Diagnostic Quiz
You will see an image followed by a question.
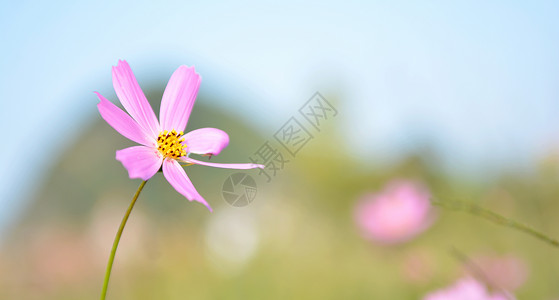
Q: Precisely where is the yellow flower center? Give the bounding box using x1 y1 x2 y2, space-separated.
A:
157 129 187 159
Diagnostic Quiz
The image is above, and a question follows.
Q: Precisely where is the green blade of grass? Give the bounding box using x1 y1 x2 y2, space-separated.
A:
432 199 559 249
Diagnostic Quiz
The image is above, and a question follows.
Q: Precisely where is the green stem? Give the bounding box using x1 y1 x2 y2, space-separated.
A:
449 247 515 299
432 199 559 249
100 180 147 300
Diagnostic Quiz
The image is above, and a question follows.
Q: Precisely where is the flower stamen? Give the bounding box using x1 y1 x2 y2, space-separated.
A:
157 129 187 159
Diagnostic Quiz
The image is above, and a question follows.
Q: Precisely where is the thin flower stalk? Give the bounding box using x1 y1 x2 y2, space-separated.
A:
100 180 147 300
432 199 559 249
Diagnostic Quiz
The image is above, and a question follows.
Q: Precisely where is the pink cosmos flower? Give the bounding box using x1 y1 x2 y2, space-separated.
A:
401 249 435 284
423 277 515 300
96 60 264 211
354 180 435 244
467 254 528 292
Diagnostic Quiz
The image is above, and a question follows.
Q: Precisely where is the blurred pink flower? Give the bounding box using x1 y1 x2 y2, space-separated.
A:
354 180 434 244
424 277 514 300
468 254 529 292
96 60 264 211
401 249 435 284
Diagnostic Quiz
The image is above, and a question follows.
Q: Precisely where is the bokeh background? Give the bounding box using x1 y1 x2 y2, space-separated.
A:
1 1 559 299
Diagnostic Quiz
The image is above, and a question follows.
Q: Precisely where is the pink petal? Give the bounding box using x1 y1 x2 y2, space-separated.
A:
96 92 155 147
115 146 163 181
182 157 265 170
162 159 212 211
112 60 160 137
423 277 515 300
183 128 229 155
159 65 201 133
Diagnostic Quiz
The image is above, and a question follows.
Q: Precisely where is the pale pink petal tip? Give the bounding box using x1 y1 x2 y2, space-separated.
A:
182 157 265 170
183 128 229 156
162 159 213 212
95 92 154 147
112 60 160 137
115 146 163 181
159 65 201 133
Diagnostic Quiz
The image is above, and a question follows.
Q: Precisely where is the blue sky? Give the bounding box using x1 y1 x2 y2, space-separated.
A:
1 1 558 234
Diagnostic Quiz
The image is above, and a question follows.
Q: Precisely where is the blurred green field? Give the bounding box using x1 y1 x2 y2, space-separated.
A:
2 90 559 300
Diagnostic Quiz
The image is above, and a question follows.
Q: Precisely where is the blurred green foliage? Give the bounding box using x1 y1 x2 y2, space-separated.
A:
1 89 559 300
